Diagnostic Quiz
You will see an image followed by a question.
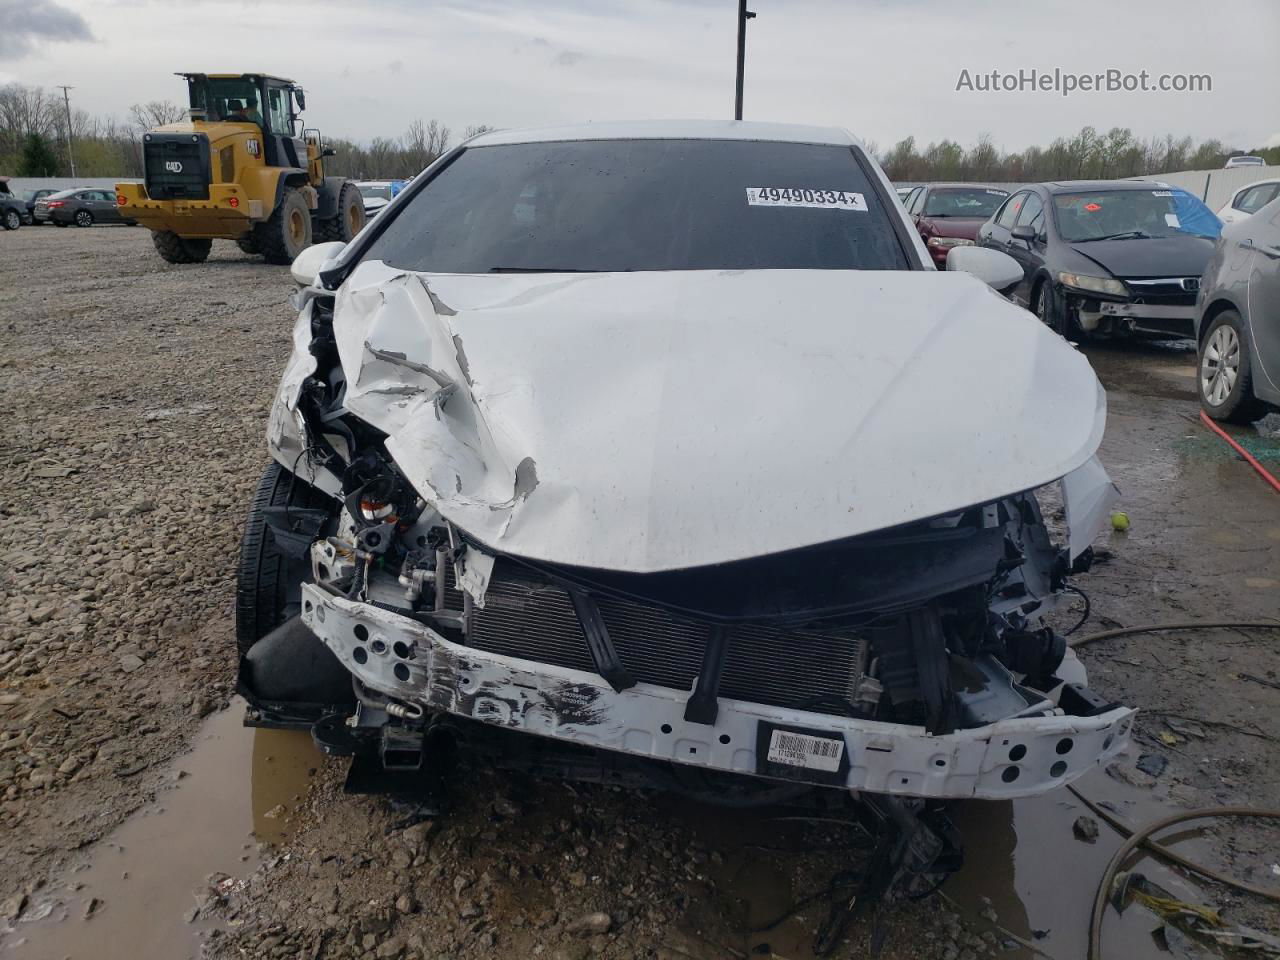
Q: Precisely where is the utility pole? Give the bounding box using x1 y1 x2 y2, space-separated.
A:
734 0 755 120
57 85 77 178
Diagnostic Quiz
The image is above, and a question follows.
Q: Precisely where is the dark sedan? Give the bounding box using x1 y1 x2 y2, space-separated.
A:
977 181 1222 338
22 188 56 224
34 188 133 227
1196 196 1280 422
900 183 1009 267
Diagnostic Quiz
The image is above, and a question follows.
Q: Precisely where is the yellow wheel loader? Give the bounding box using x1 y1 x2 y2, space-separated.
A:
117 73 364 265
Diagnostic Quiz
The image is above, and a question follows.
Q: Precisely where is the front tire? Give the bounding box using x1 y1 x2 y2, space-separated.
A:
1032 281 1066 336
235 233 261 255
2 209 20 231
1199 310 1266 424
236 462 334 656
314 182 365 244
74 210 93 228
152 231 212 264
256 187 312 265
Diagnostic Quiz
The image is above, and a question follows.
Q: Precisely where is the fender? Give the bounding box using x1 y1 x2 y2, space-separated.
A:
312 177 349 220
272 168 315 211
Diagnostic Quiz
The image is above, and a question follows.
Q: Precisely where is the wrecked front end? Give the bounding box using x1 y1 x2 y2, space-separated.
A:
241 265 1131 807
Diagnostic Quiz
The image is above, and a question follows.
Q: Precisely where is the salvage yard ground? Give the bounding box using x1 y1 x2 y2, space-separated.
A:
1 226 1278 960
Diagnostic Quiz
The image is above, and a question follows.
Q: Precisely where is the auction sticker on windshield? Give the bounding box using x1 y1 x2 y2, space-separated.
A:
746 187 868 211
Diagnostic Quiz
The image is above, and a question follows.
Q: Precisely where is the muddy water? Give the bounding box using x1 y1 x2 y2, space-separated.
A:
4 702 316 960
949 768 1221 960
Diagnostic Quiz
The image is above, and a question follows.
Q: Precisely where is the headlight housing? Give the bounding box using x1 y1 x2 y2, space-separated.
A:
1058 272 1127 297
926 236 975 250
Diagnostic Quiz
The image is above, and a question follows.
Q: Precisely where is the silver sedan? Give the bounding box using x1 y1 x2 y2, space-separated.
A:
1196 197 1280 422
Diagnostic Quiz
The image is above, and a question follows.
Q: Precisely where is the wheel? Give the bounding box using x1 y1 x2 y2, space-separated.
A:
151 230 212 264
1199 311 1267 424
236 461 334 656
1032 281 1067 336
255 187 312 264
235 233 261 255
2 209 20 231
74 210 93 228
314 182 366 243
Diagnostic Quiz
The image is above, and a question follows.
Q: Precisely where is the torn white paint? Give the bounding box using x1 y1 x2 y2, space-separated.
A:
1061 455 1122 559
273 262 1110 573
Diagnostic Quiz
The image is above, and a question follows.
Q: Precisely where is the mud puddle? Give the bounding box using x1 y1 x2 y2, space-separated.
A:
3 701 316 960
949 768 1224 959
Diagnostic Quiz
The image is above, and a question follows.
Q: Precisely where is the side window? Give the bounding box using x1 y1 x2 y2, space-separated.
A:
995 192 1025 229
1236 184 1279 214
908 188 928 215
266 88 290 135
1015 192 1044 232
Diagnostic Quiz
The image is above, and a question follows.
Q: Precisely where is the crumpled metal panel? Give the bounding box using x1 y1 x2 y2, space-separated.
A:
272 261 1110 573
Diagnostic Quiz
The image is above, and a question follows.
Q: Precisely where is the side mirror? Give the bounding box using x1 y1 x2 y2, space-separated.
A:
294 88 306 111
946 245 1023 292
290 241 346 287
1011 224 1036 243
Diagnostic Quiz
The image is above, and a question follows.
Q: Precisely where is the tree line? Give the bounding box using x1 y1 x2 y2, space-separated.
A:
4 81 1275 183
877 128 1279 183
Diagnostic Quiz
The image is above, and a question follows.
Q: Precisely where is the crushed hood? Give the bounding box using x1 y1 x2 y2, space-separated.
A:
309 262 1106 573
1069 235 1216 279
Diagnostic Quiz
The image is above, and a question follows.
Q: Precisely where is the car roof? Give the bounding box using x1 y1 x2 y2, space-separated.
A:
1043 180 1181 193
467 119 864 149
920 182 1009 191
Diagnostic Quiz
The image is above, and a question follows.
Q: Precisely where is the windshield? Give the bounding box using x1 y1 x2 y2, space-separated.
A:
359 184 393 201
1053 189 1222 242
188 76 262 124
922 188 1008 218
361 139 910 273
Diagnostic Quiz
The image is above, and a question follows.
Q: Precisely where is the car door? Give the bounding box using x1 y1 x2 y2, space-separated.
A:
1006 190 1046 306
93 190 124 223
984 191 1026 251
1244 200 1280 400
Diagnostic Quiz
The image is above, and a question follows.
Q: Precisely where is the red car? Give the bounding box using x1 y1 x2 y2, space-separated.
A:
900 183 1010 267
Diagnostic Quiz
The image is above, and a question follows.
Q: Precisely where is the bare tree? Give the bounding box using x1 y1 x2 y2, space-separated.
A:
127 100 185 134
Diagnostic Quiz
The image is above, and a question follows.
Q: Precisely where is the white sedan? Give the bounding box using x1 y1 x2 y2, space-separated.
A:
1218 178 1280 223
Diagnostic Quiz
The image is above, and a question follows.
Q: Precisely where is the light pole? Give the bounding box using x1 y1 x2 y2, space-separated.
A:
57 85 77 178
734 0 756 121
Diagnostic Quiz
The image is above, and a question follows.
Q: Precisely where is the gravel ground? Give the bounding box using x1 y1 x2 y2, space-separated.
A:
2 226 1278 960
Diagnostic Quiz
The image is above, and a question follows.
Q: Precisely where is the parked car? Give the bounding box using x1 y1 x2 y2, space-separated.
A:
22 187 57 224
356 180 406 219
977 180 1222 337
1218 178 1280 224
1196 196 1280 422
34 188 134 227
900 183 1009 266
1224 156 1266 169
237 119 1130 863
0 178 24 231
894 186 913 203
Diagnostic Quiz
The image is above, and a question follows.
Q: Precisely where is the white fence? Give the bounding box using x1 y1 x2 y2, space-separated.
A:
5 177 139 195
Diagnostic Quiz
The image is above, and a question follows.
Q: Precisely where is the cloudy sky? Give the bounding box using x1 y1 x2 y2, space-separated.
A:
3 0 1278 151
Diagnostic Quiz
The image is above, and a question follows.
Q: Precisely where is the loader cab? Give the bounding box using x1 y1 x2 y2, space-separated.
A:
184 73 310 171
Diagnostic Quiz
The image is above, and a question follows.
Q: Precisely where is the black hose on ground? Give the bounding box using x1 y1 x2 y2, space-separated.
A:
1088 807 1280 960
1068 620 1280 649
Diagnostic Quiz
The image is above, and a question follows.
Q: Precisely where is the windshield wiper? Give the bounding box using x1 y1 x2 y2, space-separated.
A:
1075 230 1150 242
488 266 612 273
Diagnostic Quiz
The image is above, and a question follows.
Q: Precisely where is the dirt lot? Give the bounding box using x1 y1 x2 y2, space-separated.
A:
2 226 1278 960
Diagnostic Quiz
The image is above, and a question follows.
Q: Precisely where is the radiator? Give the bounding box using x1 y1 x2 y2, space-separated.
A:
448 563 869 713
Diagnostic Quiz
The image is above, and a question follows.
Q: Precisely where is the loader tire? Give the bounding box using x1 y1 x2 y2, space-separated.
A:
152 230 212 264
235 461 334 656
235 232 261 255
256 187 311 265
314 181 365 243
